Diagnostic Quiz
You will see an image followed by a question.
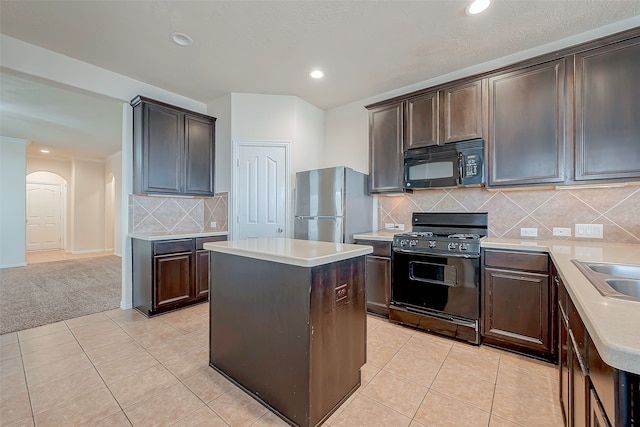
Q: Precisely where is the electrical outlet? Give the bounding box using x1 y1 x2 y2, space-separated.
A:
520 227 538 237
575 224 603 239
553 227 572 237
210 222 217 228
385 223 395 230
394 224 405 231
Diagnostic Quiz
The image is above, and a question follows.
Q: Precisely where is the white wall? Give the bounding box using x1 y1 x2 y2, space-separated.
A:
106 152 123 256
323 102 370 174
71 159 106 253
1 34 209 308
230 93 324 175
293 97 324 175
0 137 27 268
208 94 232 193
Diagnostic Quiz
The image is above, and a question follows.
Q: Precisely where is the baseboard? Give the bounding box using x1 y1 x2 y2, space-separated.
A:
0 262 27 269
68 248 113 255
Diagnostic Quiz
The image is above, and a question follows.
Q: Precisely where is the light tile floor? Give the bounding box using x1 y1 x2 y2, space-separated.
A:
0 304 564 427
25 250 115 265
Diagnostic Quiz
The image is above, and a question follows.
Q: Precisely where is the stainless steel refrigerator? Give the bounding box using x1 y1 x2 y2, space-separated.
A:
294 166 373 244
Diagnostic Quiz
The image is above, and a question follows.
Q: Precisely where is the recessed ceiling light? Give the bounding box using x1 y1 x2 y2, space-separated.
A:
309 70 324 79
40 149 50 154
466 0 490 15
170 32 193 47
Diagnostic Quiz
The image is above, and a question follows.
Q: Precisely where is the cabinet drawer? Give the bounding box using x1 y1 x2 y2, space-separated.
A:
356 240 391 257
196 236 227 250
568 297 587 364
484 250 548 273
154 239 194 255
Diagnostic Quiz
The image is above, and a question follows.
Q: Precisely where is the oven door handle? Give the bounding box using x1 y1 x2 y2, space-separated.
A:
392 248 480 259
408 275 459 287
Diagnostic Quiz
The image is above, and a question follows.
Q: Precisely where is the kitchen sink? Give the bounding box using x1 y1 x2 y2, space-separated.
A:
584 263 640 280
572 260 640 302
605 279 640 299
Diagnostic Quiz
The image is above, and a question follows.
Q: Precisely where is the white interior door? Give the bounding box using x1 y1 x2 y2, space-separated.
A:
26 183 62 251
236 143 289 239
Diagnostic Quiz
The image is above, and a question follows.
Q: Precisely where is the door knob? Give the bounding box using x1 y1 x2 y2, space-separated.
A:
277 228 283 233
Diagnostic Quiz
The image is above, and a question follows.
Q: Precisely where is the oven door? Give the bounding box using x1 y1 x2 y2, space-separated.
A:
391 249 480 320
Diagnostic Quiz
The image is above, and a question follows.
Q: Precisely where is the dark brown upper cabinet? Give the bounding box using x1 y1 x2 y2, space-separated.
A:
132 96 216 196
405 91 438 149
441 80 484 144
487 59 567 187
574 37 640 182
367 101 404 194
405 80 484 150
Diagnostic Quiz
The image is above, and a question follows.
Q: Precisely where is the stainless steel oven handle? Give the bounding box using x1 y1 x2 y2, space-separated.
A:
408 274 458 287
392 248 480 259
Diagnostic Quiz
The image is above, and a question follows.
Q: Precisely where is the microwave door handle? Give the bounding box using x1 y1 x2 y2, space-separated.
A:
457 152 464 185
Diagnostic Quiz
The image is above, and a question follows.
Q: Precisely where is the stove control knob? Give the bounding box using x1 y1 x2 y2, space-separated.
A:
409 240 418 247
447 242 458 251
428 240 437 249
460 243 469 251
400 239 407 247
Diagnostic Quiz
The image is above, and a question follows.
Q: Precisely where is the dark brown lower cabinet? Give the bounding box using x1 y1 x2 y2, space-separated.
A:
590 389 611 427
132 235 226 317
570 332 589 427
195 250 210 298
154 251 192 310
482 249 555 359
355 240 391 317
556 269 639 427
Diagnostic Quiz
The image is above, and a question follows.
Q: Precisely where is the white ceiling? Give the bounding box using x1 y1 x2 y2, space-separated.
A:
0 72 123 159
1 1 639 159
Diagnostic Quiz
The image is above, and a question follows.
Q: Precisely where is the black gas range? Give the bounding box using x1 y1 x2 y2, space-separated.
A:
390 212 488 344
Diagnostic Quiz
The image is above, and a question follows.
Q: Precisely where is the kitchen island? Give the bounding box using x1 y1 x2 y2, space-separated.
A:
203 238 372 427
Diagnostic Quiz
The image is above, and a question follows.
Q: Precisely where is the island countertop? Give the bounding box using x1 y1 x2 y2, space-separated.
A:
204 237 373 268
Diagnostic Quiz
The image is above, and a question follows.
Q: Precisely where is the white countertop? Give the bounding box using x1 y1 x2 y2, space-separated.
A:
204 238 373 268
353 230 399 242
483 238 640 375
129 231 228 241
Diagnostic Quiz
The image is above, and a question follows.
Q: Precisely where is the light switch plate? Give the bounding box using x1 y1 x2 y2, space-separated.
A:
520 227 538 237
575 224 603 239
210 222 217 228
385 223 395 230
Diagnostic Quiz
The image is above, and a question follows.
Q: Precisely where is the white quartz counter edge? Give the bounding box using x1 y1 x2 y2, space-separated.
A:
483 238 640 375
129 231 229 241
353 230 398 242
204 238 373 268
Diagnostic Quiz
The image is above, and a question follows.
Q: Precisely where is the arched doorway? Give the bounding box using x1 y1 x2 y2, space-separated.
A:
26 171 67 252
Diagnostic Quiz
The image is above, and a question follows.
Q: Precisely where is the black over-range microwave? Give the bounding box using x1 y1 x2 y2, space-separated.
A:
404 138 484 189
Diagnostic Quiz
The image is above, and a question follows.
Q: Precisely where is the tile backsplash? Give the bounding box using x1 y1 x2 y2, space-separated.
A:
129 192 228 233
377 185 640 244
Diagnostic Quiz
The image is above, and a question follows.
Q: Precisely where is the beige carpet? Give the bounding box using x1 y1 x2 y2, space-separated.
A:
0 256 121 335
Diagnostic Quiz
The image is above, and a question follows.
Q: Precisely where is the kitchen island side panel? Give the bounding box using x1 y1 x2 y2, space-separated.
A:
309 256 366 424
209 252 312 425
131 239 153 316
209 252 367 427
